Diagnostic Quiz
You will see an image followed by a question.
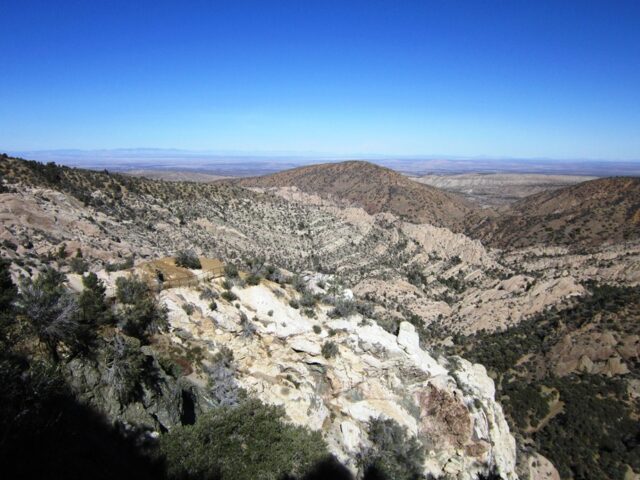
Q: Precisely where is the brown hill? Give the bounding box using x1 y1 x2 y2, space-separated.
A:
471 177 640 249
235 161 479 230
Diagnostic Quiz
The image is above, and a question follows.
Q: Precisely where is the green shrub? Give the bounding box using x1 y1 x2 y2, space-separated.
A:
2 239 18 251
69 256 88 274
159 399 329 480
182 303 195 316
264 266 286 284
221 290 238 302
77 272 112 326
300 292 317 308
115 275 149 305
360 417 425 480
290 274 306 293
104 334 145 403
119 296 168 340
105 256 134 272
328 299 356 318
0 259 17 318
115 275 167 339
224 264 238 278
14 267 82 361
199 287 218 301
375 317 399 336
239 312 256 338
406 265 427 287
321 341 339 359
175 250 201 269
313 325 322 334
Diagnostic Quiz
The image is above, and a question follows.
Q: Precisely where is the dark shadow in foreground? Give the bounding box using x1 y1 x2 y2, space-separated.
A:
0 353 164 480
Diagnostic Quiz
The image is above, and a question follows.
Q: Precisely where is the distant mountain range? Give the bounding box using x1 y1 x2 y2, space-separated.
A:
7 148 640 177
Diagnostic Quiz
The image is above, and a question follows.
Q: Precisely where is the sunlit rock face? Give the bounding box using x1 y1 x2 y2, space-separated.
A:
161 281 518 479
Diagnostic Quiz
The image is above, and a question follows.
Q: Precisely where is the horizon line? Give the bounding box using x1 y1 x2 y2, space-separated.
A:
5 148 640 164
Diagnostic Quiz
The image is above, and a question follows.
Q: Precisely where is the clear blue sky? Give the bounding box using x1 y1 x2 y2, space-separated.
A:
1 0 639 160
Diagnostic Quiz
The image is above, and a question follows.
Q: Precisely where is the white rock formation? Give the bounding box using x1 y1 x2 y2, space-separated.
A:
158 279 518 479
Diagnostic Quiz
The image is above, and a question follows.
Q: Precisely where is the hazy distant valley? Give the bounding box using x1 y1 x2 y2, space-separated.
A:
1 154 639 480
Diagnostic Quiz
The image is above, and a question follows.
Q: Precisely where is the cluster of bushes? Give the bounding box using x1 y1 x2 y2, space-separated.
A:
500 379 551 430
224 263 239 278
159 399 330 480
326 296 376 320
437 273 466 294
115 276 168 340
14 267 101 360
221 290 238 302
105 255 134 272
263 264 287 284
6 259 167 366
328 298 357 318
175 249 201 269
321 341 339 359
406 265 428 288
359 417 425 480
0 258 164 478
68 248 89 273
536 374 639 480
448 282 640 479
244 256 267 285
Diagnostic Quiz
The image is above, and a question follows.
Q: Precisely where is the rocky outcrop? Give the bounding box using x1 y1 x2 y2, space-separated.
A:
158 278 518 479
63 336 210 433
60 265 519 478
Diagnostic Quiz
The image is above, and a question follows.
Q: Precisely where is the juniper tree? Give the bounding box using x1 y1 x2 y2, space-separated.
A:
15 267 81 362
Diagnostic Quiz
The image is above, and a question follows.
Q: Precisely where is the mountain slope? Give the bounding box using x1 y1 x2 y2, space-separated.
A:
471 177 640 249
411 173 598 207
3 154 640 479
0 155 522 480
235 161 480 231
448 283 640 479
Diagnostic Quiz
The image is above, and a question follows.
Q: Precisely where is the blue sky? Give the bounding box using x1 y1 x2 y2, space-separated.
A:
1 0 639 160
